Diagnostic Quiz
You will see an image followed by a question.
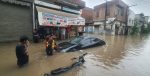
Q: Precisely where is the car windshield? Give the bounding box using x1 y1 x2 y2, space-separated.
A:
70 37 83 44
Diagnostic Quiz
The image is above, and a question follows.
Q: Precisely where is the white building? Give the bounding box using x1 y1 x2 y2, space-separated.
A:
128 10 135 27
128 10 135 34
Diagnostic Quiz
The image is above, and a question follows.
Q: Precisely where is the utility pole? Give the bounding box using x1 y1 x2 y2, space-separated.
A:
104 0 107 30
124 6 129 35
32 2 36 30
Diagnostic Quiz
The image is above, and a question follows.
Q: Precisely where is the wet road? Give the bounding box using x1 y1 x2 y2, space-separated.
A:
0 34 150 76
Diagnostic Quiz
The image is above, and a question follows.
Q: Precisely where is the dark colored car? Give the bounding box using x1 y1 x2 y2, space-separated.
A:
58 36 106 52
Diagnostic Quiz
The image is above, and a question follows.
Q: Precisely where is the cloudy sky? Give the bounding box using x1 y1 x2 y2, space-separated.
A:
82 0 150 16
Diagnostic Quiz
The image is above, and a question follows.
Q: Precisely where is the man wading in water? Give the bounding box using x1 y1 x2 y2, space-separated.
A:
16 36 29 67
45 34 58 56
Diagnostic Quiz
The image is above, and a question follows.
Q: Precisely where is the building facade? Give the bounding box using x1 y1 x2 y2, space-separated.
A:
127 10 135 34
81 7 94 33
0 0 85 42
135 14 149 33
93 0 128 35
34 0 85 40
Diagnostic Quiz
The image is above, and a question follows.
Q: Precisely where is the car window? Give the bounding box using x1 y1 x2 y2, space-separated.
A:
93 38 100 42
80 38 91 45
70 37 83 44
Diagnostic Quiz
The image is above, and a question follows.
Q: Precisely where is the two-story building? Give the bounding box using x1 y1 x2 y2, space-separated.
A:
0 0 85 42
93 0 128 35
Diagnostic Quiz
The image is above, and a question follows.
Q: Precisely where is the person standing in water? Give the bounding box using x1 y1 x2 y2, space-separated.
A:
45 34 58 56
45 35 53 56
16 36 30 67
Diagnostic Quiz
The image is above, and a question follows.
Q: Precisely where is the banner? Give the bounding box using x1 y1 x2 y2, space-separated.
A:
38 12 67 26
38 12 85 26
68 17 85 25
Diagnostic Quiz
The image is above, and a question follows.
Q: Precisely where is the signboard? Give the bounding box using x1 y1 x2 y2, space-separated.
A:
38 12 85 26
38 12 67 26
68 17 85 25
94 22 103 25
35 0 61 9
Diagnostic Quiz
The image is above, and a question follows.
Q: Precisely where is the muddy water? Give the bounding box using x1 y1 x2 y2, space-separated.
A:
0 34 150 76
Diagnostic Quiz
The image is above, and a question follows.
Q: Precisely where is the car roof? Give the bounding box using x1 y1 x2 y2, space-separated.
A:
79 36 96 39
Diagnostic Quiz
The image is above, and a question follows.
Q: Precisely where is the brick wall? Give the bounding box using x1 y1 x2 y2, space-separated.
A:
81 7 93 23
93 0 128 23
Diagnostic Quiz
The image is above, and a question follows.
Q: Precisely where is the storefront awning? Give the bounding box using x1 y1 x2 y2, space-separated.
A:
36 6 85 26
36 6 80 18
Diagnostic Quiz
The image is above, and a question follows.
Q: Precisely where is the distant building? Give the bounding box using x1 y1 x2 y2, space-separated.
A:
135 14 149 32
93 0 129 35
81 7 94 33
144 16 149 23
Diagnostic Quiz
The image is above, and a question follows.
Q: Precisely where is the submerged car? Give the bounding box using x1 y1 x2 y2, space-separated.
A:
58 36 106 52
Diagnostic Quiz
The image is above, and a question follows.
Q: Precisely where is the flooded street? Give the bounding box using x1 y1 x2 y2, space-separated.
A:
0 34 150 76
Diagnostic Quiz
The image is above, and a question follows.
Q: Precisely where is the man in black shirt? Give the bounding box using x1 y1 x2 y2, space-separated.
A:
16 36 29 67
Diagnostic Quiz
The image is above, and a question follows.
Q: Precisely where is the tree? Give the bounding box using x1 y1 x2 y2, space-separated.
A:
130 22 139 35
140 13 145 34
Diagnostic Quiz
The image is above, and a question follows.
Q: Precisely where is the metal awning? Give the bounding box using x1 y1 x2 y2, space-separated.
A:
36 6 80 18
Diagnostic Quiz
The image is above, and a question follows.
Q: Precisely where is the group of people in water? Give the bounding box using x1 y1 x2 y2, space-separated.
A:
15 34 58 67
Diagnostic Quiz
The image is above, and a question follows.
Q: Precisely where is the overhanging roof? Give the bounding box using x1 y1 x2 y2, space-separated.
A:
36 6 80 18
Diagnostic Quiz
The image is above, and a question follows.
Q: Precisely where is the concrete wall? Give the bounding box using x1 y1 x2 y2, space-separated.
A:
93 0 128 23
0 2 32 42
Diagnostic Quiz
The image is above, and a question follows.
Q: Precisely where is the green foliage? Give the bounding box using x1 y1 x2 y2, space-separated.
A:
142 23 150 34
130 22 139 35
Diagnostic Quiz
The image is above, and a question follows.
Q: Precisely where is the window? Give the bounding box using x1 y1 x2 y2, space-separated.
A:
121 8 124 16
132 20 134 25
106 7 110 16
93 38 100 42
71 37 83 44
129 19 131 23
96 10 99 17
80 38 91 45
117 6 124 16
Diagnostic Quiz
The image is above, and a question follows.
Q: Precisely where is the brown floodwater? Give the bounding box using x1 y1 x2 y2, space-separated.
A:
0 34 150 76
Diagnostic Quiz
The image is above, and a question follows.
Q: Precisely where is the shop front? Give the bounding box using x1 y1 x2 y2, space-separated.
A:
68 17 85 37
36 6 85 40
